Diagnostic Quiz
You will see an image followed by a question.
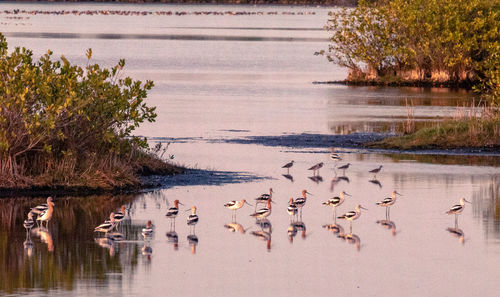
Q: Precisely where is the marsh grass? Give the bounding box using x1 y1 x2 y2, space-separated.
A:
372 102 500 150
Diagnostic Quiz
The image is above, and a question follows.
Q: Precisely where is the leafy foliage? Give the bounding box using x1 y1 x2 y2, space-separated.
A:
323 0 500 104
0 34 161 187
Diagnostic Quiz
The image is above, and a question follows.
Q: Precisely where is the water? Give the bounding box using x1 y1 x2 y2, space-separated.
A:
1 3 499 297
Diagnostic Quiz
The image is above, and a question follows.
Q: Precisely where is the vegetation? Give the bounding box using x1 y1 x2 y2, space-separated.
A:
0 34 180 190
323 0 500 105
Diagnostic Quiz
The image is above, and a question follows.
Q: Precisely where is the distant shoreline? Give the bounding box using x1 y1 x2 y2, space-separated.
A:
3 0 357 5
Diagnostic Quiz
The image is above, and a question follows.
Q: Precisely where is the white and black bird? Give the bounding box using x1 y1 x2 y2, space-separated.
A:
338 204 367 233
187 206 199 233
94 212 116 234
250 200 272 220
166 200 184 224
323 191 351 220
23 211 35 234
287 198 298 221
376 190 402 218
142 220 154 238
330 148 342 161
446 198 470 225
36 197 55 228
113 205 126 228
224 199 252 218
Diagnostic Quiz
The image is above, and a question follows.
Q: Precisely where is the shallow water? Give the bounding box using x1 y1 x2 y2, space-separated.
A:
1 2 499 297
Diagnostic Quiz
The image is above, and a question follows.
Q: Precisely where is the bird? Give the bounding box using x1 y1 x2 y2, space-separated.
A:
376 190 402 218
166 200 184 224
287 198 298 221
337 204 367 233
36 197 55 228
142 220 154 238
113 205 126 227
308 162 324 176
338 163 351 175
224 199 252 218
282 160 294 173
369 165 383 179
250 199 272 220
187 206 199 232
323 191 351 220
255 188 274 210
446 198 471 225
94 212 116 234
330 147 342 161
31 196 52 218
294 189 312 216
23 211 35 235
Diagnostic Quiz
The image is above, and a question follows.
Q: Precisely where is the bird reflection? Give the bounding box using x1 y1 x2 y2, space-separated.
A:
141 243 153 259
224 221 249 234
369 179 382 188
282 174 294 182
322 223 344 236
291 221 307 240
187 234 199 254
251 219 272 251
288 224 297 243
338 176 350 183
330 175 349 192
94 237 115 256
23 233 34 257
376 219 397 236
107 231 125 242
446 225 465 245
166 230 179 251
308 175 323 184
32 227 54 252
338 233 361 251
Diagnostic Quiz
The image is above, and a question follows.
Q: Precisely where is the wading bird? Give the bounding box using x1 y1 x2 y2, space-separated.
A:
338 163 351 175
376 190 402 218
446 198 470 225
323 191 351 220
166 200 184 226
308 162 324 176
187 206 199 233
369 165 383 179
250 199 272 220
224 199 252 218
282 160 294 173
287 198 298 221
338 204 367 233
36 197 55 228
94 212 116 234
142 220 154 238
294 190 312 217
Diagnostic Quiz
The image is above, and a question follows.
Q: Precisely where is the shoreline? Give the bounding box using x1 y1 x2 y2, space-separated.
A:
313 80 475 90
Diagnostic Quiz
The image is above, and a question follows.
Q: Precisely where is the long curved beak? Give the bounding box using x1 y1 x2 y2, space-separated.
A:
245 201 253 206
185 209 191 212
306 192 313 196
360 206 368 210
464 199 471 204
178 202 185 206
345 193 351 197
396 192 402 196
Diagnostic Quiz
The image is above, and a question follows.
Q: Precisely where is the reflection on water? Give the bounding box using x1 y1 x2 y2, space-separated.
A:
376 219 398 236
446 227 465 245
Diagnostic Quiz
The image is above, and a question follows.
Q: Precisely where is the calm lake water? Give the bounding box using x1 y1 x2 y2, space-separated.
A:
1 2 500 297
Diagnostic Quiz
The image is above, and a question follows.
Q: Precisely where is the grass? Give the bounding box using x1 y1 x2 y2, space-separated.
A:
370 103 500 150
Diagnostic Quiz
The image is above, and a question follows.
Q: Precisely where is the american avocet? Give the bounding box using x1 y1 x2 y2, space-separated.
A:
323 191 351 220
288 224 297 243
36 197 55 228
23 211 35 234
250 199 272 219
369 165 383 179
282 160 294 173
187 206 199 233
287 198 298 221
94 212 116 234
376 190 402 218
31 196 52 218
446 198 470 225
255 188 274 207
224 199 252 218
142 220 154 238
166 200 184 225
308 162 324 176
330 147 342 161
294 189 312 217
113 205 126 228
337 163 351 175
338 204 367 233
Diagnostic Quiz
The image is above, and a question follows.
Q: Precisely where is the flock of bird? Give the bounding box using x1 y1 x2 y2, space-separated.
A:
21 148 472 252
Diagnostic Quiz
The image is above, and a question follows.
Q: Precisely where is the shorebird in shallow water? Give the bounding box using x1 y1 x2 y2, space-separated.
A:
250 200 272 220
187 206 199 233
166 200 184 226
323 191 351 221
113 205 126 228
376 190 402 218
282 160 294 173
224 199 252 218
36 197 55 228
337 163 351 175
287 198 298 221
294 190 312 217
31 196 52 220
338 204 367 233
94 212 116 234
308 162 324 176
255 188 274 209
142 220 154 238
369 165 383 179
446 198 470 225
330 147 342 161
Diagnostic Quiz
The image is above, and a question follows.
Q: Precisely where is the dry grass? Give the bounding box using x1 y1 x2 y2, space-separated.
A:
372 102 500 150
